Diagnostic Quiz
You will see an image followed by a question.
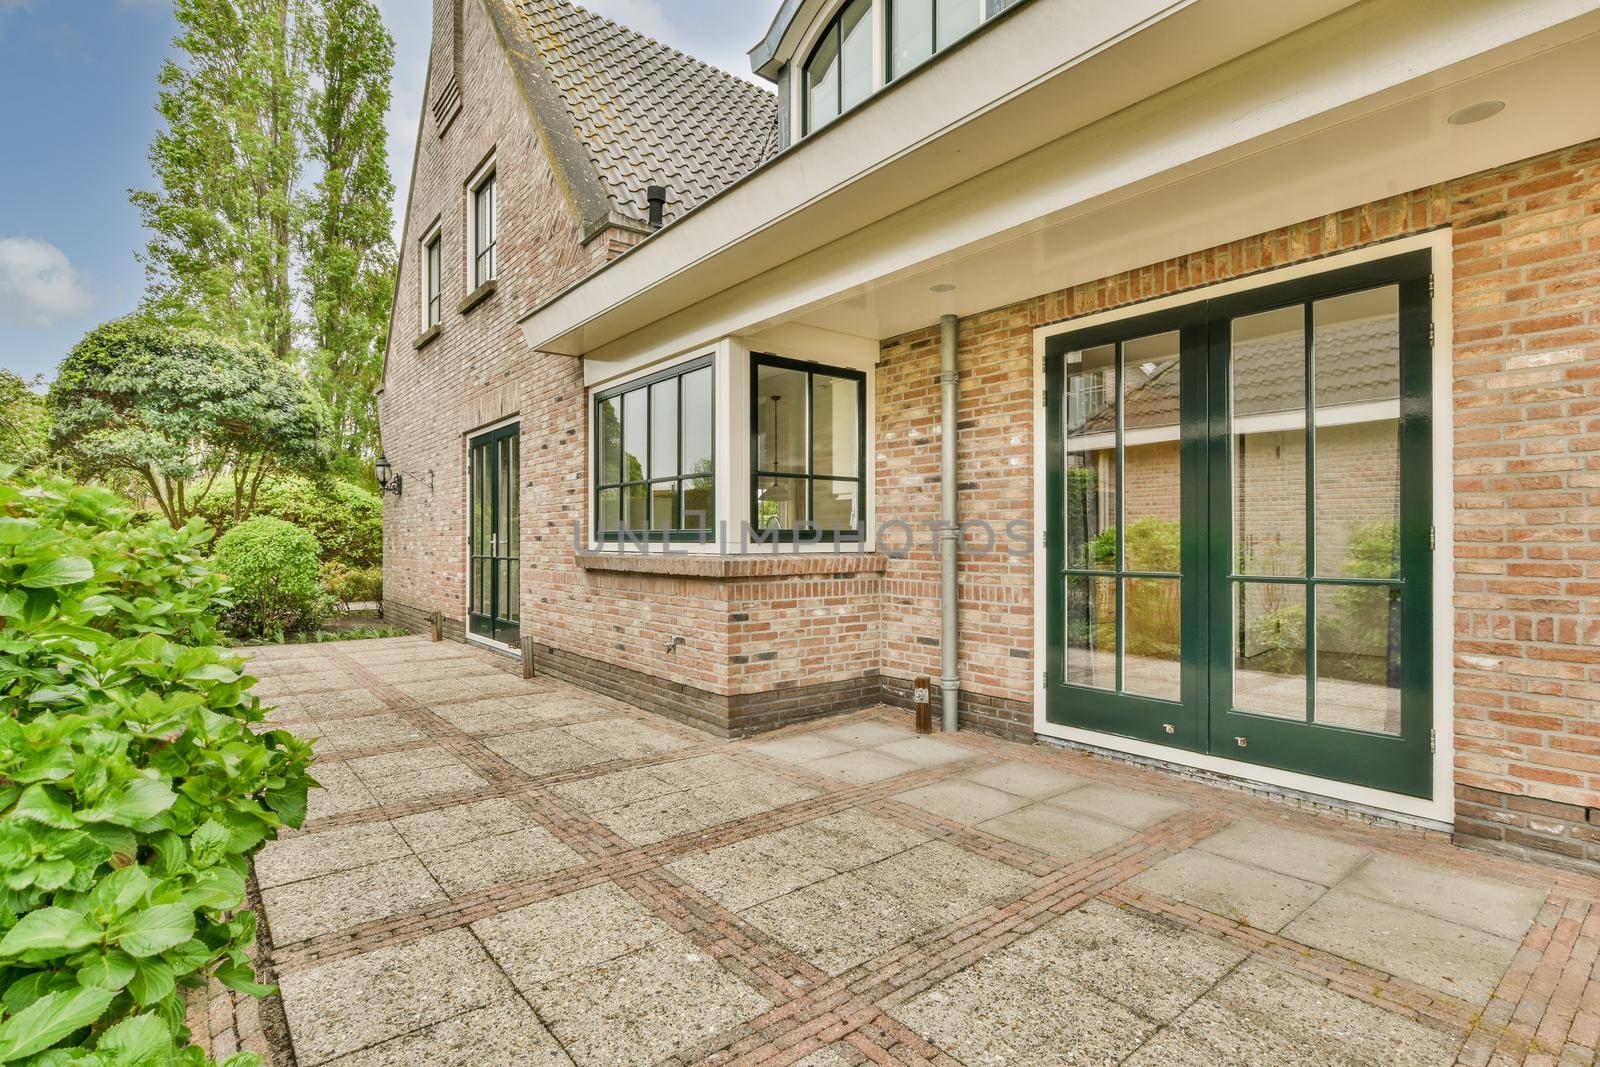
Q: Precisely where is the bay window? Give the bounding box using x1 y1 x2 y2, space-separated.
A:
594 357 715 541
752 354 866 540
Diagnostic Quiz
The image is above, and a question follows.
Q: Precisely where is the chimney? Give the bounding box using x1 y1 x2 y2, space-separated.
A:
647 185 669 230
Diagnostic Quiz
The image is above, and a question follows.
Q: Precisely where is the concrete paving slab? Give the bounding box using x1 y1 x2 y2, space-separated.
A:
961 761 1089 800
892 779 1030 823
806 749 918 783
1124 956 1458 1066
277 929 516 1065
262 856 445 945
976 802 1133 860
1047 783 1190 829
1338 852 1548 940
1128 850 1326 932
472 883 668 990
322 1002 573 1066
418 826 583 895
255 822 411 889
1195 818 1372 886
1282 888 1520 1004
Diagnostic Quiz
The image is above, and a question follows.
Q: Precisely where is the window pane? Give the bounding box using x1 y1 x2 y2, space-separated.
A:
683 476 713 533
1065 574 1116 691
622 391 646 482
812 373 859 479
1121 332 1182 573
650 378 678 479
1314 286 1401 580
650 483 676 531
936 0 982 49
892 0 933 74
598 488 621 533
624 483 648 531
806 26 840 130
1064 344 1116 570
504 435 519 553
682 366 714 477
839 0 873 111
756 363 808 474
1315 584 1401 735
1232 305 1306 577
597 396 622 484
1233 580 1306 720
1124 577 1181 702
756 475 808 531
814 480 859 533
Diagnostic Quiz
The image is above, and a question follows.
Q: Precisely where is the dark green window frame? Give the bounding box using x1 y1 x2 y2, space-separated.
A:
593 356 716 544
801 0 873 136
750 353 867 543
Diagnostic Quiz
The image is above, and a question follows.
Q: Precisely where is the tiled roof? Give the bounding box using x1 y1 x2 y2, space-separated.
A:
507 0 780 231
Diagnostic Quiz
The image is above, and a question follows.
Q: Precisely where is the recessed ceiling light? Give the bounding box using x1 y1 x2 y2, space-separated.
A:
1447 100 1505 126
930 283 957 293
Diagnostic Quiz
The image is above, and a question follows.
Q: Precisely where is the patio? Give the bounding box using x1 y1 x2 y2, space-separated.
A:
231 636 1599 1066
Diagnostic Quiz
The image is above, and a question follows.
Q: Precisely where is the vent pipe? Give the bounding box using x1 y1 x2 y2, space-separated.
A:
939 314 960 734
647 185 668 229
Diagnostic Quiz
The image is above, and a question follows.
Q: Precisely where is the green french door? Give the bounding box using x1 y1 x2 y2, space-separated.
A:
468 423 520 646
1045 251 1433 798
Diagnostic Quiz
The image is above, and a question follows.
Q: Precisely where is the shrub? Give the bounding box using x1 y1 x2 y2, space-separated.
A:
196 476 382 570
320 561 382 612
0 465 315 1065
212 518 332 641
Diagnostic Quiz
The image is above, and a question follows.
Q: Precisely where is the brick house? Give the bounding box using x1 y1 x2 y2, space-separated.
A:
379 0 1600 871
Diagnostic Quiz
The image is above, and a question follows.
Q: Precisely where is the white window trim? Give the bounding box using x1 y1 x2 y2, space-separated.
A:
419 219 443 332
585 339 878 555
467 157 497 291
1029 228 1455 826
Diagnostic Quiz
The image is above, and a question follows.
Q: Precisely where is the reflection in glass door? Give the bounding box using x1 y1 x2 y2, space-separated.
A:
469 424 520 646
1047 250 1433 799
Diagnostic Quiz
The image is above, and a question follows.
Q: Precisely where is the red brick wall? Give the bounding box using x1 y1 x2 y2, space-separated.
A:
873 139 1600 837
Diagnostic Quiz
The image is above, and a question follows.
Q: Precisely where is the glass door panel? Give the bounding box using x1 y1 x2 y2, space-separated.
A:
468 424 521 646
1048 249 1433 799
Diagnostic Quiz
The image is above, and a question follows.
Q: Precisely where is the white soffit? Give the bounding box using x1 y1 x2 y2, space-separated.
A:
551 0 1600 365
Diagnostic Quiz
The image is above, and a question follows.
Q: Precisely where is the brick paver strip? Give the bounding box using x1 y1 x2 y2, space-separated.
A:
247 641 1600 1066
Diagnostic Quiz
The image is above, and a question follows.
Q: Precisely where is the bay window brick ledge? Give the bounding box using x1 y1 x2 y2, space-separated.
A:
574 550 887 579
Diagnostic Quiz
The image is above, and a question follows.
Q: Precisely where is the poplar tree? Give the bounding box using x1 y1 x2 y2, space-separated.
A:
301 0 397 469
132 0 396 467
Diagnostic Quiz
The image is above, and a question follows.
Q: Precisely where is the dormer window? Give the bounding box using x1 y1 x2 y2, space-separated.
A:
890 0 984 79
803 0 872 135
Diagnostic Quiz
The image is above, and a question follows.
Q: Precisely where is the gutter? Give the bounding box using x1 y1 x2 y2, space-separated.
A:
939 314 960 734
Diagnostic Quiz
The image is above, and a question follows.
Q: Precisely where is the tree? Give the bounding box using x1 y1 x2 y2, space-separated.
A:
47 318 332 526
301 0 397 470
131 0 398 468
132 0 305 363
0 370 50 470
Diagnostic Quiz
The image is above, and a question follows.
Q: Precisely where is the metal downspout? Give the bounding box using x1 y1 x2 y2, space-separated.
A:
939 314 960 734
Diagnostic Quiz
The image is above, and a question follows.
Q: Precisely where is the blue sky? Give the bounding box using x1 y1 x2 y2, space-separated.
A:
0 0 773 382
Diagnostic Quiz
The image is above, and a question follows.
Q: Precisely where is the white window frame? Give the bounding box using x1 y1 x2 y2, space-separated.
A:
468 159 497 291
585 337 878 554
419 219 443 331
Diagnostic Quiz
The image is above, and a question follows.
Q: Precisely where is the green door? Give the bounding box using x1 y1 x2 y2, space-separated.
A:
468 424 521 646
1045 251 1433 799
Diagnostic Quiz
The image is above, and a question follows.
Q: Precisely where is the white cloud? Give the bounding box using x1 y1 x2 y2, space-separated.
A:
0 238 94 328
579 0 672 41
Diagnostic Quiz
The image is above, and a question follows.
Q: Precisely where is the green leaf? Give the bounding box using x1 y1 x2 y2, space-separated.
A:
183 664 239 684
88 866 151 918
187 820 230 869
0 985 114 1062
0 908 100 958
93 1013 170 1063
77 780 175 828
126 957 175 1007
0 590 23 616
15 557 94 590
111 904 194 958
76 950 137 991
213 959 274 999
8 786 78 830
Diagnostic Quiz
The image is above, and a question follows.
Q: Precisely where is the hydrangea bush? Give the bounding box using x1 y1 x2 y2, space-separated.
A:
0 467 316 1065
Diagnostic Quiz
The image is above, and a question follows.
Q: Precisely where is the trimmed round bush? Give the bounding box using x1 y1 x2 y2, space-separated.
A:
196 475 383 569
213 517 332 640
